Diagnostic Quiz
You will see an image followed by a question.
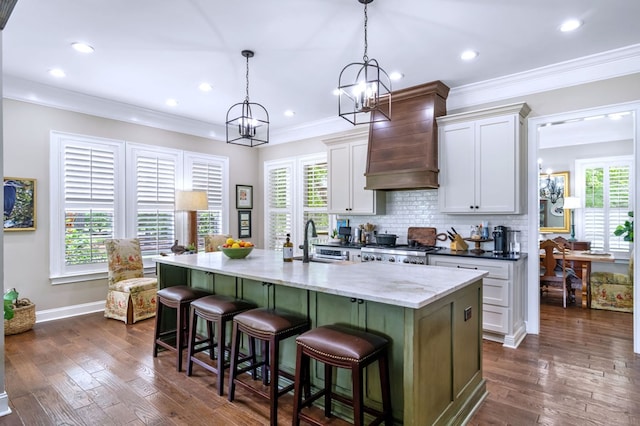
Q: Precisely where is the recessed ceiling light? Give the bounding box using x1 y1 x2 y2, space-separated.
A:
165 98 178 107
389 71 404 81
48 68 66 78
284 110 295 117
71 42 94 53
460 50 478 61
198 82 213 92
560 19 582 32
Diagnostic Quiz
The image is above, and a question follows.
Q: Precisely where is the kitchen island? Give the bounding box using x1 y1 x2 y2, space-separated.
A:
155 249 488 425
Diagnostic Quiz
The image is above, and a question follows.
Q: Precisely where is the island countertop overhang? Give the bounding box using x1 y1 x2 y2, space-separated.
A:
153 249 487 309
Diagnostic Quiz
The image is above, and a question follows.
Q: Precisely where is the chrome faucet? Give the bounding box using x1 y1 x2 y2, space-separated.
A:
301 219 317 263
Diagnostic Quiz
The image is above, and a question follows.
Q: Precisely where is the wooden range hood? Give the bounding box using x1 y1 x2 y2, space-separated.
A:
365 80 450 190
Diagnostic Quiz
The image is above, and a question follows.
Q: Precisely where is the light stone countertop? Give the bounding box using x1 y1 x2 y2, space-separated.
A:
154 248 488 310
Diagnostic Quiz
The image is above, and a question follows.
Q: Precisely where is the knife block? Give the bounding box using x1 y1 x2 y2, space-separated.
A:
450 235 469 251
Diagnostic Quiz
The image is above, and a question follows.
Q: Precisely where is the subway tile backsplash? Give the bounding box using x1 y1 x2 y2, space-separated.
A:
340 189 529 251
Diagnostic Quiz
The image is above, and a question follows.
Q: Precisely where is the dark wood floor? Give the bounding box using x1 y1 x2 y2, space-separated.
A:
2 295 638 425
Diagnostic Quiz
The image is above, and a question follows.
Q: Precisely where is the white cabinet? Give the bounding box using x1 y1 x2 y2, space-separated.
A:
437 103 530 214
324 132 385 215
428 255 527 348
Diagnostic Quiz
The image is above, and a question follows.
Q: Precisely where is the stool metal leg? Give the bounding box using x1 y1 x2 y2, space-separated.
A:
269 336 279 426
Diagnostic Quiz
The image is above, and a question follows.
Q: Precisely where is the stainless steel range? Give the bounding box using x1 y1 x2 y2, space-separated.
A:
361 244 443 265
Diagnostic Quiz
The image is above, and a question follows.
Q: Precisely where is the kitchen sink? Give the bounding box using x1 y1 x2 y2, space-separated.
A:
292 256 357 265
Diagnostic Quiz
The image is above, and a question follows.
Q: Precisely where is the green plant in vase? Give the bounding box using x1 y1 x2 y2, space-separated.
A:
614 211 634 242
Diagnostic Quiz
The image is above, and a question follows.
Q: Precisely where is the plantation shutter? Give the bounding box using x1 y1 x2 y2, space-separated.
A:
63 143 116 266
581 159 632 253
302 159 329 235
134 153 177 257
266 163 292 251
190 158 226 247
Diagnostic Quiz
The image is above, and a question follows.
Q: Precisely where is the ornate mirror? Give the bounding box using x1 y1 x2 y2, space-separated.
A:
539 171 570 233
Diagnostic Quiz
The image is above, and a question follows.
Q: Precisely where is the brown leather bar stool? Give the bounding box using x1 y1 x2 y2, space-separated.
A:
292 324 393 426
153 285 210 372
186 295 256 395
228 307 311 426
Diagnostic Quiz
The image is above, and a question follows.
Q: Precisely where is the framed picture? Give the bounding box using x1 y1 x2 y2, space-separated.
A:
238 210 252 238
4 177 37 231
236 184 253 209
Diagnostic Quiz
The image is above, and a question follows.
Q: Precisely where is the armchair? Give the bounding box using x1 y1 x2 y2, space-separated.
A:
590 256 633 313
104 238 158 324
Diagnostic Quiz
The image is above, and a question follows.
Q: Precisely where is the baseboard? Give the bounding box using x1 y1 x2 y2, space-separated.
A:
0 392 11 417
35 301 105 323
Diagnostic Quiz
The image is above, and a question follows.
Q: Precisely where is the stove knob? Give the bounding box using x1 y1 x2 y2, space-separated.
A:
389 257 395 262
376 256 382 261
418 259 425 265
402 258 409 264
411 259 417 264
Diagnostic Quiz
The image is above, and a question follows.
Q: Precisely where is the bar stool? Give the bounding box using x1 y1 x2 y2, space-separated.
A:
292 324 393 426
153 285 210 371
228 308 311 426
186 295 256 395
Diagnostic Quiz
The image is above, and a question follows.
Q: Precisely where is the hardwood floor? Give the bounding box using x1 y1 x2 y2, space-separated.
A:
2 300 638 425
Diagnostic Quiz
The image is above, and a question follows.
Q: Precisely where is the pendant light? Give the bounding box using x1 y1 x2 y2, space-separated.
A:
226 50 269 147
338 0 391 125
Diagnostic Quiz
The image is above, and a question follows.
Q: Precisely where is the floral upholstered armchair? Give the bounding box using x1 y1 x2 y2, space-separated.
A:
204 234 232 252
590 256 633 313
104 238 158 324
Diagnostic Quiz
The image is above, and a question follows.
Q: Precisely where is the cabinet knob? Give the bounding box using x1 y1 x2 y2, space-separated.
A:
350 298 357 303
470 205 474 209
357 299 364 304
475 205 479 209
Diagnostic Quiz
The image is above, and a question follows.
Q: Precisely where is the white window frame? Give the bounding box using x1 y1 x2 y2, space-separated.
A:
264 153 327 255
575 155 634 257
50 132 127 283
183 152 230 245
50 131 230 284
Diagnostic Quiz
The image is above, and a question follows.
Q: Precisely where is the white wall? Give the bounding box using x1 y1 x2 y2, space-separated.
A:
2 99 259 314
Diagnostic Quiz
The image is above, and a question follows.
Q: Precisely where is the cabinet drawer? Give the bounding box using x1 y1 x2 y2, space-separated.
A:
429 257 510 279
483 278 509 307
483 305 509 334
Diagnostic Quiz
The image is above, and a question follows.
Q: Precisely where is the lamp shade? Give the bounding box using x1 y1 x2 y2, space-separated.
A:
563 196 582 210
175 190 208 211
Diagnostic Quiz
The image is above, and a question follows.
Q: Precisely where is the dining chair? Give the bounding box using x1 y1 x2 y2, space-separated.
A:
540 239 569 308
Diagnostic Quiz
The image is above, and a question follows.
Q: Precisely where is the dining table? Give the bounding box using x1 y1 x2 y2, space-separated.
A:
539 249 616 308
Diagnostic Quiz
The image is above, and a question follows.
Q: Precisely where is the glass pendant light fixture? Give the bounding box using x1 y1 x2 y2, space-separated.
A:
338 0 391 125
226 50 269 147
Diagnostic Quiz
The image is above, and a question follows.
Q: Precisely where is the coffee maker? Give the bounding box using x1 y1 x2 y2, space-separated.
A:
492 225 509 255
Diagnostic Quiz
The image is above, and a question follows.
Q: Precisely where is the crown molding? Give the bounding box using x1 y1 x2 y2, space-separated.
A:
446 43 640 111
4 44 640 144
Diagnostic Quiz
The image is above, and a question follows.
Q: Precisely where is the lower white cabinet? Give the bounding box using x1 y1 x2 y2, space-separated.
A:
428 255 527 348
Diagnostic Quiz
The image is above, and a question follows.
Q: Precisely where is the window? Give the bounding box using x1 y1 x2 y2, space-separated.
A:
50 132 228 284
264 154 328 253
576 156 633 255
127 144 180 258
185 153 229 247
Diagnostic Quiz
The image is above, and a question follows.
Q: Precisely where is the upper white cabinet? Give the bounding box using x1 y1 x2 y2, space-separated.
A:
437 103 530 214
324 132 385 215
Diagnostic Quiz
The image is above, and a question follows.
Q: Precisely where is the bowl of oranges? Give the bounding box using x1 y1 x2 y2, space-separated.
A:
220 238 254 259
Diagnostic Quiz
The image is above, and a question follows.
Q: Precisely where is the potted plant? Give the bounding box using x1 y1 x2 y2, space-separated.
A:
4 288 36 335
614 211 634 242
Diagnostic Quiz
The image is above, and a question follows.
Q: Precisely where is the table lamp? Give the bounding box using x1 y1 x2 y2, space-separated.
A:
175 190 208 252
563 196 582 242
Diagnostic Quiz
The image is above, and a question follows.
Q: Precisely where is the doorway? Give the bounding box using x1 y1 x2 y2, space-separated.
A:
527 101 640 353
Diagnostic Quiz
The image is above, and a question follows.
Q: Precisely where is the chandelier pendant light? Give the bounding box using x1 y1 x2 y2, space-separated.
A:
338 0 391 125
226 50 269 147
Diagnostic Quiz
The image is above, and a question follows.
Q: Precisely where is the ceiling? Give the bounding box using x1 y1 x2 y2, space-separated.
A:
3 0 640 143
